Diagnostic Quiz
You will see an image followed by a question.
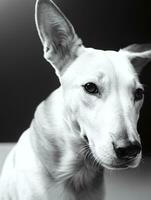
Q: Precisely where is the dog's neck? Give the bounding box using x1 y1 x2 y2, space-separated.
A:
30 88 104 194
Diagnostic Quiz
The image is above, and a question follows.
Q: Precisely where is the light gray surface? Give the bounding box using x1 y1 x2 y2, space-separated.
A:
0 144 151 200
0 143 14 172
105 157 151 200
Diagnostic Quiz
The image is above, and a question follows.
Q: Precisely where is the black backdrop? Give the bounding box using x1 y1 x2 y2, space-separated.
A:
0 0 151 153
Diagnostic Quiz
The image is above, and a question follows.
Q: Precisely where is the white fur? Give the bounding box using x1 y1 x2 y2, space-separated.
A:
0 0 151 199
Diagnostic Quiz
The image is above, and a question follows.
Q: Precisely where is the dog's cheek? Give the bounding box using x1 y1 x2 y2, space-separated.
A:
132 101 143 123
136 100 144 114
63 94 82 134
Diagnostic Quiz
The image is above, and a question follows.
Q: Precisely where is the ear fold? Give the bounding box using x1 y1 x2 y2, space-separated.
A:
35 0 82 75
120 44 151 74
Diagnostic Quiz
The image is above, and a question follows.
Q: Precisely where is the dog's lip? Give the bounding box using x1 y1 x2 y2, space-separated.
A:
101 158 137 170
102 163 129 170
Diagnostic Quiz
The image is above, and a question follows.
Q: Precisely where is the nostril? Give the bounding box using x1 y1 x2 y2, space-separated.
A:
114 141 142 159
126 142 141 157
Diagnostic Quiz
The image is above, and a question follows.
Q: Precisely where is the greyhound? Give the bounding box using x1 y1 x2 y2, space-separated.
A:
0 0 151 199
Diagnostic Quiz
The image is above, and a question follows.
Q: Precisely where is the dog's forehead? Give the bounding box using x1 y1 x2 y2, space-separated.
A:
62 48 138 86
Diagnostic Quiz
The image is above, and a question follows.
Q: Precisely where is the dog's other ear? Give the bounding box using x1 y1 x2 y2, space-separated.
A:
35 0 83 75
120 44 151 74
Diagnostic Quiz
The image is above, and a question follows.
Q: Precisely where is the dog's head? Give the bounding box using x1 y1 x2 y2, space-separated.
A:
35 0 151 169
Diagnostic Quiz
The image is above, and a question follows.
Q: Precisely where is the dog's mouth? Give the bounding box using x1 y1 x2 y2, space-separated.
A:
100 152 142 170
81 142 141 170
80 135 141 170
101 158 138 170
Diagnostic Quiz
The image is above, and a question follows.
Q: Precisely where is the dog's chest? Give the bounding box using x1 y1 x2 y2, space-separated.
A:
44 155 104 200
63 158 104 200
45 181 104 200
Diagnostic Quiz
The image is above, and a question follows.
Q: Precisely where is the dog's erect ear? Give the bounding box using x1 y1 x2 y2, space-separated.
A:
35 0 82 75
120 44 151 74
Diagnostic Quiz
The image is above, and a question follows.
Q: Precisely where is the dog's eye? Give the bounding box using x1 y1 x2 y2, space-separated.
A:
134 88 144 101
83 82 99 94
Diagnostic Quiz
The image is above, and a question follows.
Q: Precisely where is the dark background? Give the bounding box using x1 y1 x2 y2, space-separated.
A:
0 0 151 153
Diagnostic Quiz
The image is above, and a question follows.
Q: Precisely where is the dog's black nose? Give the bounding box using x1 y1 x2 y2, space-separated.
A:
114 141 142 159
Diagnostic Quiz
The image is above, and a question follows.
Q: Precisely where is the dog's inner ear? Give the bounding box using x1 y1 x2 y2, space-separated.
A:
120 44 151 74
35 0 82 75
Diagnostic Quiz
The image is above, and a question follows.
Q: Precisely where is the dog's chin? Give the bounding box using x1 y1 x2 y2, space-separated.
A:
101 155 142 170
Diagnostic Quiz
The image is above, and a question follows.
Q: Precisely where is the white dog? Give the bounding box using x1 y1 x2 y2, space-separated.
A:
0 0 151 199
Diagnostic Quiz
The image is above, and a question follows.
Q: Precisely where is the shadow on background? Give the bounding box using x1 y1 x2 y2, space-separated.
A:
0 0 151 153
105 156 151 200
